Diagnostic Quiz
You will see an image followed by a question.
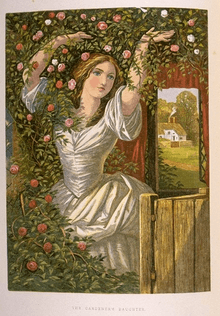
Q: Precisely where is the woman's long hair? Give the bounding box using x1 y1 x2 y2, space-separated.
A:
71 53 124 126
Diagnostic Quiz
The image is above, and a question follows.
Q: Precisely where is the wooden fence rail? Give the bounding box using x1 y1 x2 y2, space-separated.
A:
140 188 210 293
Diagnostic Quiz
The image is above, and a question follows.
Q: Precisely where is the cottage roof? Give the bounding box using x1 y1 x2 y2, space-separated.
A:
158 123 187 136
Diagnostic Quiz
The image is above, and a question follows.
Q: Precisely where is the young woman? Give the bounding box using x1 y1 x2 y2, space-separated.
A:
22 29 174 274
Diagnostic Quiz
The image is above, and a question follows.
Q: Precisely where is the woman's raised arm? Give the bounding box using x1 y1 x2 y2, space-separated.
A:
121 28 175 116
23 32 93 91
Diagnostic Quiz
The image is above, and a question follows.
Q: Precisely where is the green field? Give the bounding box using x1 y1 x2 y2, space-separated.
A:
160 145 206 188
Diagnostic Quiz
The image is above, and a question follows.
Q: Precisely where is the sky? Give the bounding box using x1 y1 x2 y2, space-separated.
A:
158 88 199 108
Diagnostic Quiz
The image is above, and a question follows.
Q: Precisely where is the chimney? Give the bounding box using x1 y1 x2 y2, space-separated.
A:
168 117 177 123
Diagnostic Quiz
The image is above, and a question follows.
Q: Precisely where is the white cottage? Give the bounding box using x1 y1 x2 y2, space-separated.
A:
158 117 187 141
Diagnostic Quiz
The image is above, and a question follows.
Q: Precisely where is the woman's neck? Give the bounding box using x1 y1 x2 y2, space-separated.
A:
78 91 101 119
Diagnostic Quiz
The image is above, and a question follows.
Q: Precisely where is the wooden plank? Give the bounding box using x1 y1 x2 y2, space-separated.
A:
154 199 175 293
139 193 158 293
174 199 195 293
161 193 207 201
195 198 210 291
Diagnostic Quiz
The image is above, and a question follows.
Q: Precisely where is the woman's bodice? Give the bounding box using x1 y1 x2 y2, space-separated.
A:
22 78 142 197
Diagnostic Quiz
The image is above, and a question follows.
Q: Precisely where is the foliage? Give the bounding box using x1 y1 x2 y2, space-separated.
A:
6 7 208 293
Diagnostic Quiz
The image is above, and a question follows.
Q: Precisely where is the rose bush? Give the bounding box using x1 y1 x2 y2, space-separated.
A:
10 165 19 175
77 241 87 251
65 118 74 127
43 242 53 253
27 114 33 121
56 80 63 89
113 14 122 22
30 179 39 187
37 223 48 233
18 227 28 237
47 104 55 112
68 79 76 90
81 52 90 61
97 21 108 30
17 62 23 71
45 194 53 203
26 261 38 272
29 200 37 208
56 12 65 21
170 44 179 52
44 135 51 142
122 50 131 59
58 63 65 72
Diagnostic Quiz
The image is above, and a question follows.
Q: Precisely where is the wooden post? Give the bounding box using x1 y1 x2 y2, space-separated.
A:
140 193 158 293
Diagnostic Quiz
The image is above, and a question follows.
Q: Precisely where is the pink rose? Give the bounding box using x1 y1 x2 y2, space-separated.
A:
37 223 47 233
65 118 74 128
113 14 122 22
43 242 53 253
44 135 51 142
17 62 23 71
56 80 63 89
81 52 90 61
188 19 195 26
29 200 37 208
97 21 108 30
22 25 27 31
32 61 39 69
104 45 112 52
48 12 55 19
47 65 55 73
10 164 19 175
30 179 39 187
122 50 131 59
18 227 27 237
62 48 68 54
77 241 86 251
47 104 54 111
45 194 53 203
80 13 87 20
56 12 65 20
36 30 43 38
68 79 76 90
27 261 38 272
27 114 33 121
91 16 96 21
170 44 179 52
57 63 66 72
16 43 23 50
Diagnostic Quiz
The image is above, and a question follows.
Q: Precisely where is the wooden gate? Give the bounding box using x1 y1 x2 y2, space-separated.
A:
140 188 210 293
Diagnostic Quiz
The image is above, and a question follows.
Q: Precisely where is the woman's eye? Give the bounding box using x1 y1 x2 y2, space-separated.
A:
93 71 101 76
108 75 115 80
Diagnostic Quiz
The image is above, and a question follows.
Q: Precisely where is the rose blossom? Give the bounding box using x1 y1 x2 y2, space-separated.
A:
80 13 87 20
56 12 65 20
22 25 27 31
187 34 195 43
48 12 55 18
104 45 112 52
62 48 68 54
27 114 33 121
77 241 87 251
68 79 76 90
56 80 63 89
81 52 90 61
113 14 122 22
122 50 131 59
47 65 55 73
37 223 48 233
17 62 23 71
52 59 58 66
188 19 195 26
18 227 27 237
44 135 51 142
91 16 96 21
27 261 38 272
29 200 37 208
57 63 66 72
10 165 19 175
161 9 168 18
43 242 53 253
170 44 179 52
97 21 108 30
47 104 54 111
45 194 53 203
194 49 200 55
45 19 52 26
30 179 39 187
16 43 23 50
65 118 74 128
32 61 39 69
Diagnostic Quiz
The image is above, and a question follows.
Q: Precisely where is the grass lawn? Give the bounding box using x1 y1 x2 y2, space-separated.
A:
160 145 207 188
173 168 207 188
161 146 199 166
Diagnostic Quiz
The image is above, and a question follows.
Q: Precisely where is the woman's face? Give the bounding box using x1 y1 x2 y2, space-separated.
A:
82 61 116 100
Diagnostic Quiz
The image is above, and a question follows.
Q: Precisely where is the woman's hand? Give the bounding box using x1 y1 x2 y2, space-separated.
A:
59 31 93 46
140 27 175 44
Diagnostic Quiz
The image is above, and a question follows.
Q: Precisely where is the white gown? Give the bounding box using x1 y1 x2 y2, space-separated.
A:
22 78 153 274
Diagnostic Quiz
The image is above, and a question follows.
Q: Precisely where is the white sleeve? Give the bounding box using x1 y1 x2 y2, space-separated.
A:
21 77 48 113
104 85 142 141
